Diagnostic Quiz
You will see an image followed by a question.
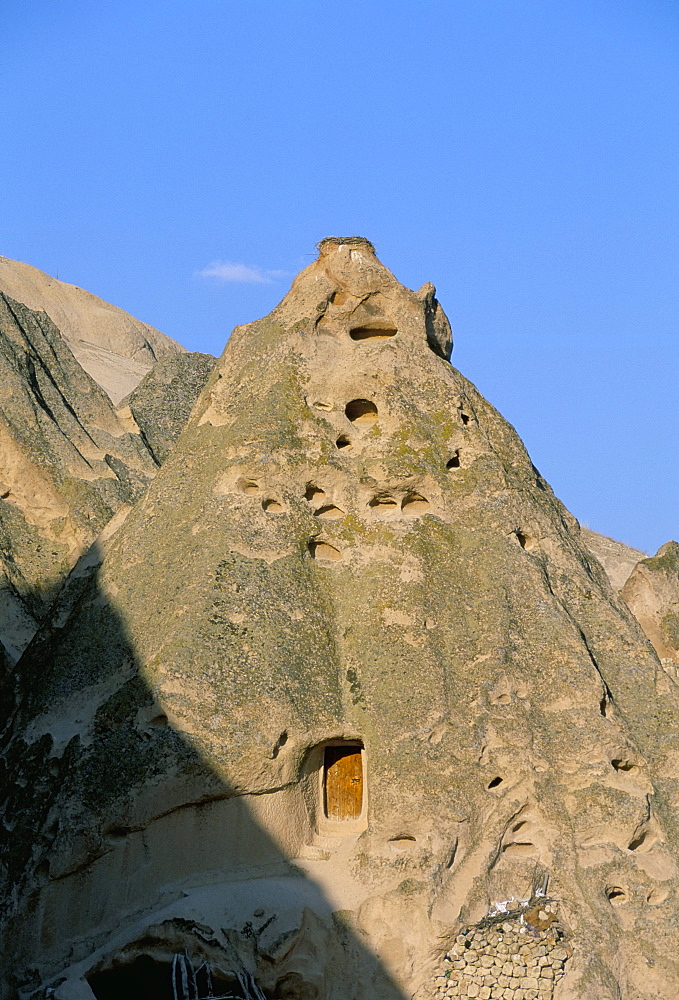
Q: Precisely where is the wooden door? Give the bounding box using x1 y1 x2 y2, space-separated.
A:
324 745 363 820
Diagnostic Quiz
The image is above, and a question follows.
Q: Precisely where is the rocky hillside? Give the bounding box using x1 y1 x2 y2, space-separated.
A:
0 256 186 403
2 239 678 1000
621 541 679 666
0 292 158 664
0 290 214 669
580 527 647 593
117 351 217 464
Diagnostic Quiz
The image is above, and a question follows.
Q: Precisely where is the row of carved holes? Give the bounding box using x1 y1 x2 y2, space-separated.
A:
308 481 432 561
306 483 430 520
240 394 465 507
238 480 431 518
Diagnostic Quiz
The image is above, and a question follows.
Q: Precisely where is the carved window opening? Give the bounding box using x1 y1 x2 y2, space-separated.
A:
345 399 378 425
349 325 397 341
323 743 364 821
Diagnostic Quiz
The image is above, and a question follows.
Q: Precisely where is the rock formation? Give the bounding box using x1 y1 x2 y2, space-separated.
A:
0 256 185 403
621 542 679 668
580 528 647 594
0 292 158 663
117 352 216 464
1 239 679 1000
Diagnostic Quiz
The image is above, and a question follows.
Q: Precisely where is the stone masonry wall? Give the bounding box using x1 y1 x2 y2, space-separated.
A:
429 899 570 1000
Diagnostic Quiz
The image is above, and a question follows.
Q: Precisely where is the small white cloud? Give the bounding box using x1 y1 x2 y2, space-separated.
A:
196 260 287 284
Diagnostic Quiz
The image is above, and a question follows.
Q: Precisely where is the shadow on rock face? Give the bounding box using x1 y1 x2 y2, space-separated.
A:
0 572 408 1000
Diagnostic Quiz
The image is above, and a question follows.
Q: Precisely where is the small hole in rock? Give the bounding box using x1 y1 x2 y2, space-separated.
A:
446 451 460 469
263 499 284 513
309 540 343 562
628 828 655 852
611 758 637 773
313 401 333 410
647 887 669 905
460 411 470 425
345 399 378 424
606 886 628 906
502 842 536 857
239 479 260 495
272 730 288 758
389 834 416 843
314 504 345 519
349 325 397 341
148 713 168 728
512 821 528 833
104 826 132 840
368 495 398 511
514 531 533 551
305 484 325 501
401 493 430 514
335 435 352 450
487 776 503 789
600 689 614 718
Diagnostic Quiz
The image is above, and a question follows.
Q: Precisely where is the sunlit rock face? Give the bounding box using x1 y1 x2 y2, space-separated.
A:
2 239 679 1000
622 541 679 668
0 255 186 404
0 292 158 667
580 527 647 593
116 351 216 464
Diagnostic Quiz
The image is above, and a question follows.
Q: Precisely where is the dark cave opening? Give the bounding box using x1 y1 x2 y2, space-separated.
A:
88 955 246 1000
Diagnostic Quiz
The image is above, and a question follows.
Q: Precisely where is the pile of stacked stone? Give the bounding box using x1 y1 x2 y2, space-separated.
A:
431 900 570 999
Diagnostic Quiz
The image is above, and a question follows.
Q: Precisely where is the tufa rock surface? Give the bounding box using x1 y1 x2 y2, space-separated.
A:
0 292 158 662
2 239 679 1000
117 351 216 464
580 527 647 593
621 541 679 667
0 256 185 403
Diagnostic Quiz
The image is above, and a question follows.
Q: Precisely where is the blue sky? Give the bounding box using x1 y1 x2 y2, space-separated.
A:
2 0 677 553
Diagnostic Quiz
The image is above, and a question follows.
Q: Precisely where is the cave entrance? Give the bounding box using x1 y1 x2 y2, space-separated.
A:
88 955 247 1000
